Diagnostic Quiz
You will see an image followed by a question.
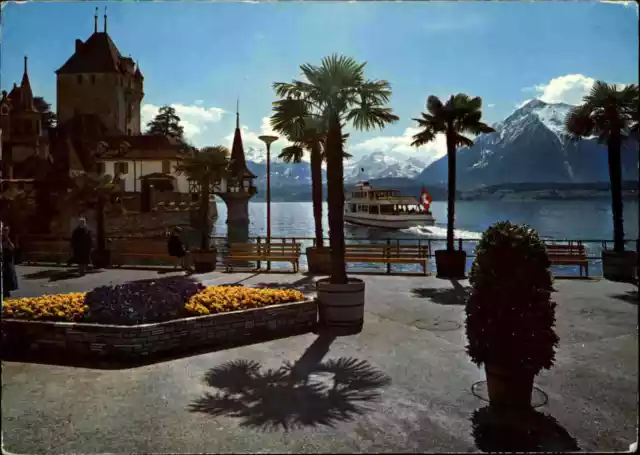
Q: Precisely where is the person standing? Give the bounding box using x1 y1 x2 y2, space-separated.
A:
167 226 192 272
2 224 19 298
69 217 93 275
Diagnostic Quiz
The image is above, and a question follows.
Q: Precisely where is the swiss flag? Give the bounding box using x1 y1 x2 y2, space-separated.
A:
420 186 432 209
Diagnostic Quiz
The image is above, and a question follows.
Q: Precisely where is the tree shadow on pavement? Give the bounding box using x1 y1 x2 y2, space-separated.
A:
22 268 102 282
471 405 580 452
411 279 470 306
188 334 391 431
610 289 638 305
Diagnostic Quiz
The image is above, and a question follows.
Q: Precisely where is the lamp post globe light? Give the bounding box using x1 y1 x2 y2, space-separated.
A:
258 135 278 270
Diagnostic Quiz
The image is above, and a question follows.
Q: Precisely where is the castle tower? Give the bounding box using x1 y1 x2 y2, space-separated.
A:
54 8 144 136
217 102 257 243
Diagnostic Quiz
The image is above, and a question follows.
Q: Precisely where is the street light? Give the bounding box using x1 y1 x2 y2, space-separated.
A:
258 135 278 270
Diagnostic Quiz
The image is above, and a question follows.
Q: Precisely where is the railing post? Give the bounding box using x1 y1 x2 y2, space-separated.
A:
386 238 391 274
458 238 463 251
256 236 261 269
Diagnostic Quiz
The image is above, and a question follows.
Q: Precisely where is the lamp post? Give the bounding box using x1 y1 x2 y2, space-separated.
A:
258 135 278 270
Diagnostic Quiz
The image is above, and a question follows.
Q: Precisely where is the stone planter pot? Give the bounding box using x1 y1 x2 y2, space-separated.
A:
91 249 111 269
435 249 467 279
602 250 638 283
306 246 332 274
485 364 535 410
192 248 217 274
316 277 365 335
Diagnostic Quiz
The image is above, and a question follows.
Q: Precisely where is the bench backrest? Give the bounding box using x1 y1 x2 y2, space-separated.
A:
229 242 301 255
546 243 586 255
345 244 429 257
111 238 170 254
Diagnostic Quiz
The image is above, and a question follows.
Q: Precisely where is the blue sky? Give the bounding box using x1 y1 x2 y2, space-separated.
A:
2 1 638 164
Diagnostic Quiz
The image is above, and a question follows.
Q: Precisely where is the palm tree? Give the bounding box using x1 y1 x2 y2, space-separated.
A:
175 146 230 252
565 82 639 255
273 54 399 284
270 98 351 250
67 173 124 265
411 95 494 271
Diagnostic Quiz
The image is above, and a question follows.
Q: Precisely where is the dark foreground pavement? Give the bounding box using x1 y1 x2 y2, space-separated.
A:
2 266 638 453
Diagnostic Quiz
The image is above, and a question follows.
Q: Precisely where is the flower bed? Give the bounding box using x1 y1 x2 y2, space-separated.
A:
2 278 305 325
1 280 316 361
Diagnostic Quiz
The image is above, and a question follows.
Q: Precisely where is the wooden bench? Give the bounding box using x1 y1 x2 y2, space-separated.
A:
546 243 589 277
225 242 301 272
110 238 181 267
21 239 70 265
344 243 429 275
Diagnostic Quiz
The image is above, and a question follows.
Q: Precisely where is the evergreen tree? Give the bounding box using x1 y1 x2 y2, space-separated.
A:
145 105 185 141
33 96 56 129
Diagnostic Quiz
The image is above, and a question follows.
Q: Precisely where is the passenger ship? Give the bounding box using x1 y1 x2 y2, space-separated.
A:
344 181 435 229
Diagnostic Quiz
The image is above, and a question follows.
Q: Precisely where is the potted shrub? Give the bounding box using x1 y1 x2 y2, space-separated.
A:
411 94 495 278
565 82 639 282
269 98 351 274
272 54 399 333
465 221 559 409
176 146 229 273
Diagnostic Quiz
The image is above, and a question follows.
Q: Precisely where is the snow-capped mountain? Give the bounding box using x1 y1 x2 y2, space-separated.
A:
417 99 638 190
344 151 427 182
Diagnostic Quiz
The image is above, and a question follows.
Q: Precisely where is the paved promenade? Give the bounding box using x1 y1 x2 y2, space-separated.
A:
2 265 638 453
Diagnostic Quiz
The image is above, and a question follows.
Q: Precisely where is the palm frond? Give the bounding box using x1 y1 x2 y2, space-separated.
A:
279 145 305 164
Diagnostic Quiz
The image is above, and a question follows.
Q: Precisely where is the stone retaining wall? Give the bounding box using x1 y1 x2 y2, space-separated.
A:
1 300 317 361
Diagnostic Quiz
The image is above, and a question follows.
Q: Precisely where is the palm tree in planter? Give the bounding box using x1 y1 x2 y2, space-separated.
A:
67 173 125 268
270 97 351 274
273 54 399 333
175 146 229 273
412 94 494 278
565 82 639 282
466 221 559 409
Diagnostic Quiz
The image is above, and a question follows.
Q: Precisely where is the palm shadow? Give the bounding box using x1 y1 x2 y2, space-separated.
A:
22 268 102 282
411 279 470 306
188 334 391 431
610 289 638 305
471 405 580 452
250 275 317 294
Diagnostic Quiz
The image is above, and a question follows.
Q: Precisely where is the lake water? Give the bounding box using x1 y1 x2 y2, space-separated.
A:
209 199 639 275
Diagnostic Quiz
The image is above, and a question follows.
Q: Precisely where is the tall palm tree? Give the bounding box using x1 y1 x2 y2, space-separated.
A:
67 173 124 263
412 95 494 255
175 146 229 251
565 82 639 254
270 98 351 250
273 55 399 284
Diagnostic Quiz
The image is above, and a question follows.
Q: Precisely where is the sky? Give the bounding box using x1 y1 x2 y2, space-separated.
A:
2 0 638 165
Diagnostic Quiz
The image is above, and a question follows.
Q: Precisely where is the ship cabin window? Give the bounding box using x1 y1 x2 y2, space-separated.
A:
77 75 83 85
380 205 394 215
91 75 96 85
370 205 379 215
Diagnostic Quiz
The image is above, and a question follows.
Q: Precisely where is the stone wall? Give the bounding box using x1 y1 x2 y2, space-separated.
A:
1 300 317 361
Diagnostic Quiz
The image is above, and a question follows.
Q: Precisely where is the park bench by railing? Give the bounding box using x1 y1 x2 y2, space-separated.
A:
546 243 589 277
344 243 429 275
225 242 301 273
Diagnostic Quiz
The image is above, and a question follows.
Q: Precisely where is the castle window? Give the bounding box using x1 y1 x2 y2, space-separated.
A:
162 160 171 174
97 162 106 175
115 162 129 175
77 75 82 85
91 75 96 85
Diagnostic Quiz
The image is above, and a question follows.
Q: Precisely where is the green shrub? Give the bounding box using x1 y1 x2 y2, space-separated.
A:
465 221 559 374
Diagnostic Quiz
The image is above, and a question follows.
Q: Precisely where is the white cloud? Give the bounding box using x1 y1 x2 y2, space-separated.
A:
516 99 532 109
487 103 495 108
141 103 225 141
224 116 295 160
351 126 448 166
533 74 597 105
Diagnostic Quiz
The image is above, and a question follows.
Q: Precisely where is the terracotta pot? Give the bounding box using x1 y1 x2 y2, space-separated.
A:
485 364 535 410
434 249 467 279
316 277 365 335
192 248 217 273
306 246 332 274
602 250 638 283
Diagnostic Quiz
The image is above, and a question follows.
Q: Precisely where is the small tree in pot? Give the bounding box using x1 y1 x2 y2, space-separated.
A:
175 146 229 273
465 221 559 409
